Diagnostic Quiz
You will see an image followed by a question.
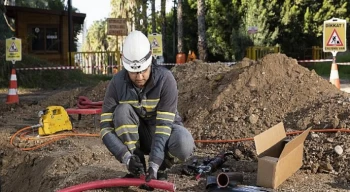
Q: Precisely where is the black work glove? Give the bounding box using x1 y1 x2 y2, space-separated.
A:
145 167 157 182
127 155 145 176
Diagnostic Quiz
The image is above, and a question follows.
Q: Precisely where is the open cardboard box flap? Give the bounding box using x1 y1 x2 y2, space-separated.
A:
254 122 311 158
280 127 311 159
254 122 286 156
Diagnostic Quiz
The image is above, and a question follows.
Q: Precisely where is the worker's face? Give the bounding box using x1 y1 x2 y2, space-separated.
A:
128 65 151 88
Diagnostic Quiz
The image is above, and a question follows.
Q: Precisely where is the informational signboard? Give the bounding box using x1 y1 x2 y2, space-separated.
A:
107 18 127 36
323 18 347 52
148 33 163 56
6 37 22 62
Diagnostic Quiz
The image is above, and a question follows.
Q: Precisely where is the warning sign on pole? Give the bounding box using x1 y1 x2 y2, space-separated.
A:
148 33 163 57
323 18 347 52
6 37 22 62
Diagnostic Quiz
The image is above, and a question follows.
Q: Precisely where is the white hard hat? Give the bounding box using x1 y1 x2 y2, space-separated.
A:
122 31 152 72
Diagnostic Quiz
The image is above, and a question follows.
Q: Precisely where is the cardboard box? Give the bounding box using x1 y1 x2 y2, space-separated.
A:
254 122 311 189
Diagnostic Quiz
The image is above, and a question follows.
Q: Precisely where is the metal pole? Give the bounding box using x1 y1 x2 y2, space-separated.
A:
68 0 73 66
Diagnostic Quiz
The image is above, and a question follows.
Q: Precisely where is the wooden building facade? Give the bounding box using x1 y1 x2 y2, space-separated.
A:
5 6 86 65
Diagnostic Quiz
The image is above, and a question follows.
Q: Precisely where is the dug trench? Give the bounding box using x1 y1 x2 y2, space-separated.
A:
1 53 350 191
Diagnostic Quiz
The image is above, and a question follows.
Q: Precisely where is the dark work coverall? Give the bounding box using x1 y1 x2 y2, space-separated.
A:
100 63 195 170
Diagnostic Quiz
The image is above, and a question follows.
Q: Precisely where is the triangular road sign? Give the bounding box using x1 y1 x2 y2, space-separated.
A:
327 29 343 46
9 42 18 52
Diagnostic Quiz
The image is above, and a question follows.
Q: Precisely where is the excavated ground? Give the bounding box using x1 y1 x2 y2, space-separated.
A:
1 53 350 191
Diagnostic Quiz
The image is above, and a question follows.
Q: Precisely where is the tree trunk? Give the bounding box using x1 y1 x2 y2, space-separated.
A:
151 0 156 33
197 0 207 61
177 0 183 53
141 0 148 35
161 0 166 61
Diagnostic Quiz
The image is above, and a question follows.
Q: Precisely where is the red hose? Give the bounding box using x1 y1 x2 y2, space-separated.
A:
57 178 176 192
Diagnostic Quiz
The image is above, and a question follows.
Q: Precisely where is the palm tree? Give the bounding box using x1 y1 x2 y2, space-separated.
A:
177 0 183 53
197 0 207 61
161 0 166 61
151 0 156 33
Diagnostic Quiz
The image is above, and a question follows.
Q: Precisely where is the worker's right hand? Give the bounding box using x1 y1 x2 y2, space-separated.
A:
127 155 145 176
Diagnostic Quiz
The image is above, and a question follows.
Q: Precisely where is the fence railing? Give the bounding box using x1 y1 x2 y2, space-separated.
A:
245 46 280 60
70 51 122 76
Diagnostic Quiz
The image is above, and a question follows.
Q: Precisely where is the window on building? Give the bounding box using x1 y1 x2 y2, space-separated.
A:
30 26 60 52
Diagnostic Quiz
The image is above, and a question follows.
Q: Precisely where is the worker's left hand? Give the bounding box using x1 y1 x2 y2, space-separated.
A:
145 167 157 182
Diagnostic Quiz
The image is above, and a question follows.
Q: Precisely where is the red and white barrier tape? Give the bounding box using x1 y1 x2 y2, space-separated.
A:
18 60 348 71
297 59 332 62
16 62 237 70
336 62 350 66
17 66 81 70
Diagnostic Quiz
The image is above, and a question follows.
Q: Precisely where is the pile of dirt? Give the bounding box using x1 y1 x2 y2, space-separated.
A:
172 54 350 182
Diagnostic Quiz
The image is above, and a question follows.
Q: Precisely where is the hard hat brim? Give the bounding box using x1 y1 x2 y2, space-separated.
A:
122 55 152 73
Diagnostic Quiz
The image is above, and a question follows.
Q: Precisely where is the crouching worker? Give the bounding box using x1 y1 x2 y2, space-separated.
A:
100 30 195 182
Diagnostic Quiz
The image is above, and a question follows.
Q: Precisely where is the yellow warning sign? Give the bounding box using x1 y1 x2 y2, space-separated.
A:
323 18 347 52
148 33 163 56
6 37 22 62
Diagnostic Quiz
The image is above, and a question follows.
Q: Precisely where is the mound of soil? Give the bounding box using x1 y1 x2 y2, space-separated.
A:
1 53 350 192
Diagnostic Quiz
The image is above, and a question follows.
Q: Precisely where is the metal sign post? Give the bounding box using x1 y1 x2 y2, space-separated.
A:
5 37 22 104
107 18 128 71
323 18 347 89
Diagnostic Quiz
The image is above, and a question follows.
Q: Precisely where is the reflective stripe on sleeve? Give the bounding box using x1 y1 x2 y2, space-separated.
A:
115 125 138 136
100 113 113 122
100 127 113 138
119 100 138 104
155 125 172 136
124 140 137 151
156 111 175 122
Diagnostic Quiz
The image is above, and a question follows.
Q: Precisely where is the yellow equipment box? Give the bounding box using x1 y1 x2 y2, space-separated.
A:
38 106 72 136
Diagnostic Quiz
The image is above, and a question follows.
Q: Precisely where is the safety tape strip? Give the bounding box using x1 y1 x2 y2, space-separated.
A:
336 62 350 66
17 59 343 70
297 59 332 62
16 62 238 70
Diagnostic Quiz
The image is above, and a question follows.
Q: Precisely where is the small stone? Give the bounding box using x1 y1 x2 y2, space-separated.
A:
334 145 343 155
345 148 350 153
233 116 239 122
311 162 319 173
326 163 333 171
326 138 334 143
311 133 319 138
221 118 226 124
233 103 239 109
223 106 229 111
249 114 259 124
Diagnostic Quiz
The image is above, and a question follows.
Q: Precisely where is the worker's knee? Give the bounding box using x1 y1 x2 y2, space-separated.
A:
114 104 134 114
167 125 195 162
113 104 139 125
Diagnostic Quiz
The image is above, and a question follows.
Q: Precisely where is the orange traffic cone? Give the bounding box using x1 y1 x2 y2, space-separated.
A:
329 63 340 89
6 68 19 104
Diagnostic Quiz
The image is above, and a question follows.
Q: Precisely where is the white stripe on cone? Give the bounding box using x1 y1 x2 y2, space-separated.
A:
330 70 339 80
8 88 17 95
10 74 17 81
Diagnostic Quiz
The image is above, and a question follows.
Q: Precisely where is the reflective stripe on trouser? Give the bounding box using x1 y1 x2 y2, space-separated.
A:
113 104 141 152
